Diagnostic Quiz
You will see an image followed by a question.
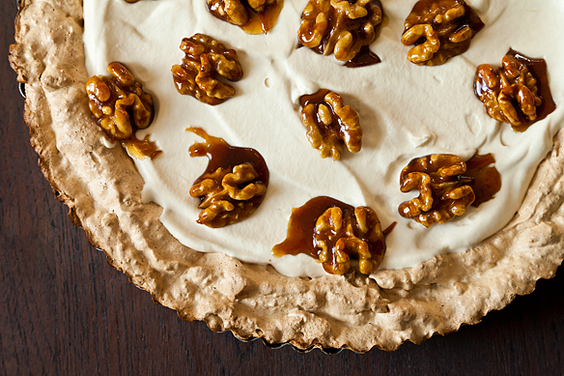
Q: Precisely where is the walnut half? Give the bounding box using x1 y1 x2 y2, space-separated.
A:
299 89 362 160
401 0 484 66
298 0 383 63
172 34 243 106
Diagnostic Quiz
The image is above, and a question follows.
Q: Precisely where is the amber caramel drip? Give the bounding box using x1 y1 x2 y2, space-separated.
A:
344 45 382 68
464 153 501 207
474 49 556 132
299 89 331 109
188 128 269 185
383 221 397 236
122 135 162 160
241 0 285 35
273 197 352 259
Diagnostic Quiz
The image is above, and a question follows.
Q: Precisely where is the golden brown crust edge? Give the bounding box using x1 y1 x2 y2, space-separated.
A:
10 0 564 352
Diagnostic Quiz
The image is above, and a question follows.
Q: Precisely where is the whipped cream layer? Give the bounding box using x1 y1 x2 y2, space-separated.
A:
84 0 564 277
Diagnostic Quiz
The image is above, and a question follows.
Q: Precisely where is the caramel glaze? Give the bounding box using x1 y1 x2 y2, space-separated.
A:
344 45 382 68
464 153 501 207
188 127 269 218
100 124 160 160
308 0 383 68
91 115 161 160
474 49 557 132
96 124 162 159
273 196 395 274
208 0 284 35
122 136 162 160
299 88 332 108
241 0 284 35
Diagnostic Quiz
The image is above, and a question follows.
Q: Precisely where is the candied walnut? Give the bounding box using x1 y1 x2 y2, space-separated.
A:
86 62 159 160
299 89 362 160
273 196 394 275
297 0 383 65
399 153 501 227
188 127 269 228
207 0 284 35
401 0 484 66
172 34 243 106
87 62 153 139
474 49 557 132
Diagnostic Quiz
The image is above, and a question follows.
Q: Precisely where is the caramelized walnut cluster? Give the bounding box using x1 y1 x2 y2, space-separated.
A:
272 197 389 275
300 89 362 160
399 154 474 227
172 34 243 105
474 50 556 132
86 63 160 159
207 0 283 34
399 154 501 227
87 62 154 139
188 127 269 228
401 0 484 66
298 0 383 63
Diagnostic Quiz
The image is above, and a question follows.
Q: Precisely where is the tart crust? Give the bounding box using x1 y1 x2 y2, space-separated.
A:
10 0 564 352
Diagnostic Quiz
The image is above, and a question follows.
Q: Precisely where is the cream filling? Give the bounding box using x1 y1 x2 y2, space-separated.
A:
83 0 564 277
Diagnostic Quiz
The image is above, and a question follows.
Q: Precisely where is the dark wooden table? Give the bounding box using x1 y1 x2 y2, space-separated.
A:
2 2 564 375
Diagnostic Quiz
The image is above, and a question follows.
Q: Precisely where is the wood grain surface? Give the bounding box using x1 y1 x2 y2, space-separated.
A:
2 2 563 375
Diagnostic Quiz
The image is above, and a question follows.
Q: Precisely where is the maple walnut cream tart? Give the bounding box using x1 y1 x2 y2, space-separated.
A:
10 0 564 352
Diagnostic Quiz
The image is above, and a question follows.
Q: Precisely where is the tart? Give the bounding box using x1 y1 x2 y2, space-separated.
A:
10 0 564 352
